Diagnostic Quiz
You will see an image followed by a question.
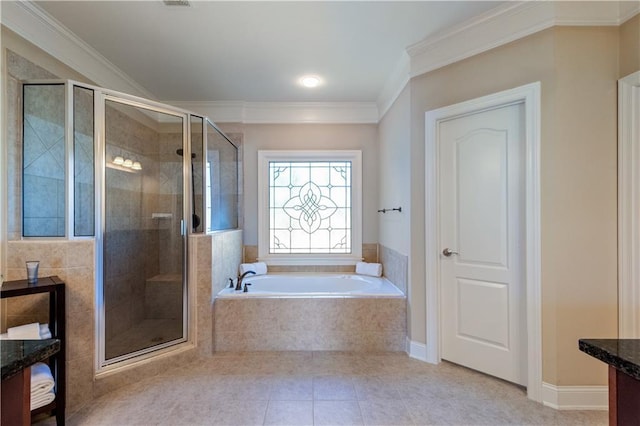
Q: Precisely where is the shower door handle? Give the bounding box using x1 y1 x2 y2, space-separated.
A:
180 219 185 236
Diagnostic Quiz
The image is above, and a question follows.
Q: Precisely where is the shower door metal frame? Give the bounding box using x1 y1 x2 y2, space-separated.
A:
93 86 193 373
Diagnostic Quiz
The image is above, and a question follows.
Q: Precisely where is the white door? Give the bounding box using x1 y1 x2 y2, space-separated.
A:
439 102 526 386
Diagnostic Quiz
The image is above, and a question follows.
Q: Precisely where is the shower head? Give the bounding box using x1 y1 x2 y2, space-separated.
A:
176 148 196 159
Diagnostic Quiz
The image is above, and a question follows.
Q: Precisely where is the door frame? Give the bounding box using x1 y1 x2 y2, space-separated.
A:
424 82 542 402
618 71 640 338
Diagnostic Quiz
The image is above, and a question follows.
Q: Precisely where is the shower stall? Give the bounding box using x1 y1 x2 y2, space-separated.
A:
21 81 238 370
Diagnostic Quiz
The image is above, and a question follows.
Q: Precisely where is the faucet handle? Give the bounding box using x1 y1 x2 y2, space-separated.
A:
243 283 252 293
228 278 235 288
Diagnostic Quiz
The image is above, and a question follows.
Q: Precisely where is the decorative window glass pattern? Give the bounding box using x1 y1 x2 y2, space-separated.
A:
269 161 352 254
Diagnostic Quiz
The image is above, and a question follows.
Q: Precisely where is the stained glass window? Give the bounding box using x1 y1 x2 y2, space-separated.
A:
269 161 352 254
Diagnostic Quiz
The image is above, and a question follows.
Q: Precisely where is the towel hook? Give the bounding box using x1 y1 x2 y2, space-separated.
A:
377 207 402 214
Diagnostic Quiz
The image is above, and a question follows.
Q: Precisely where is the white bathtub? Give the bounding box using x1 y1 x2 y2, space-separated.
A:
217 273 404 298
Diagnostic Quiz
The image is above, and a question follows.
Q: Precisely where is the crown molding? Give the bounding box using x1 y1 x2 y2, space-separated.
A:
3 1 638 126
373 1 635 115
377 51 411 121
167 101 379 124
407 0 630 67
2 1 155 99
619 1 640 24
407 1 556 79
554 0 638 26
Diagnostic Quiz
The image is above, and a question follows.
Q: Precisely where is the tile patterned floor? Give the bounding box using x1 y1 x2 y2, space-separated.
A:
57 352 607 425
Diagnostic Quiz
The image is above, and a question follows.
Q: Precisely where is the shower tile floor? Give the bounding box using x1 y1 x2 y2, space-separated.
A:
55 352 607 425
105 319 184 360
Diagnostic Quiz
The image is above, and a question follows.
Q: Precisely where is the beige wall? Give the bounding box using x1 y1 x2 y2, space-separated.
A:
378 85 411 256
620 14 640 78
218 123 379 246
550 26 619 385
408 27 619 386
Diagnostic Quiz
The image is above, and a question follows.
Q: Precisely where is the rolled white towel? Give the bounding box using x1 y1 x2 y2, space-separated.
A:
31 362 55 395
239 262 268 276
239 263 253 275
253 262 268 275
8 322 41 339
31 390 55 410
355 262 382 277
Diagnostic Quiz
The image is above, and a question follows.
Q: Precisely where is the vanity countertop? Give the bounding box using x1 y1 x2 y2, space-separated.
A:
1 339 60 380
579 339 640 381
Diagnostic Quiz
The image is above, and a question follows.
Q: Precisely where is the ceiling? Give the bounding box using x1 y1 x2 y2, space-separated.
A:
34 1 505 103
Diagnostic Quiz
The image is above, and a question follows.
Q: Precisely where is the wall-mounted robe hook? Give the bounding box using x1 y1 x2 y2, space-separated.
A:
377 207 402 214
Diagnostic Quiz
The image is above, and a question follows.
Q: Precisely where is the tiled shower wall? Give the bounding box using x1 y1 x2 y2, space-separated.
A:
3 49 243 415
6 50 58 240
4 49 97 412
3 240 95 413
22 84 66 236
103 105 160 342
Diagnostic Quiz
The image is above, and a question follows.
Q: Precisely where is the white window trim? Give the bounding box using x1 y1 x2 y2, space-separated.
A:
257 150 362 265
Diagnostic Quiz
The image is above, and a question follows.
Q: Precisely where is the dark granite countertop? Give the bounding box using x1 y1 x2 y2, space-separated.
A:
1 339 60 380
579 339 640 381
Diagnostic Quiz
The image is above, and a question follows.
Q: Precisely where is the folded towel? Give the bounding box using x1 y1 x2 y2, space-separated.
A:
8 322 41 339
355 262 383 277
253 262 268 275
31 363 55 410
31 362 55 395
31 390 55 410
239 262 268 276
2 324 51 340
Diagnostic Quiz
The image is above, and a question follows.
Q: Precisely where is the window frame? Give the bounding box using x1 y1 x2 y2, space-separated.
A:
257 150 362 265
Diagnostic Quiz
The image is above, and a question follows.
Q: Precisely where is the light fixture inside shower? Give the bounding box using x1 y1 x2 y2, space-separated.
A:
109 155 142 172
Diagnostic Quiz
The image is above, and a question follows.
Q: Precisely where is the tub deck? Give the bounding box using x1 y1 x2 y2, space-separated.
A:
213 274 406 352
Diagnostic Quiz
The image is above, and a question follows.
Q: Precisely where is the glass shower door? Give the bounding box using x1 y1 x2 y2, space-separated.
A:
102 98 187 363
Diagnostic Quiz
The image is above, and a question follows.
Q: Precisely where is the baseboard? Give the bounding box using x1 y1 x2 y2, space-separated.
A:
406 338 429 362
542 382 608 410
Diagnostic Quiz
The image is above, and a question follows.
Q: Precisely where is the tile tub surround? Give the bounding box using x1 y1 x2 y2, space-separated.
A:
242 243 379 274
214 297 406 352
59 351 607 426
193 230 243 357
379 244 408 294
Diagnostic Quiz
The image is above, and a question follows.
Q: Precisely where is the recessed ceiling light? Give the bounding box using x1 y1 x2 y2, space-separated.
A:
300 75 321 88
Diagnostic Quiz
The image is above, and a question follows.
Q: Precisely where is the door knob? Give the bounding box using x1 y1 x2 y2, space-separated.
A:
442 248 459 257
